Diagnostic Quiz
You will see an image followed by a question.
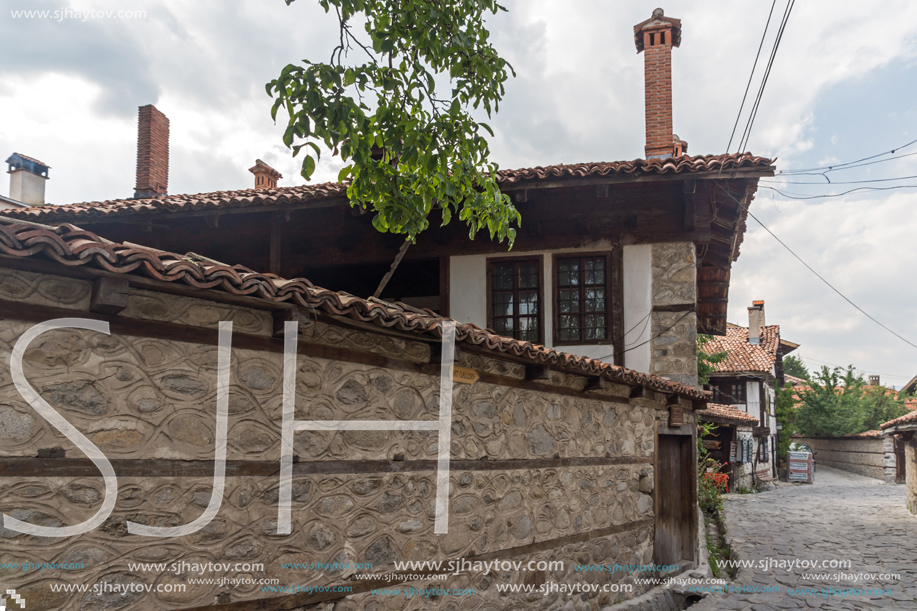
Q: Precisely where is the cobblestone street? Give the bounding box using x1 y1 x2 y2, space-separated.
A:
698 466 917 610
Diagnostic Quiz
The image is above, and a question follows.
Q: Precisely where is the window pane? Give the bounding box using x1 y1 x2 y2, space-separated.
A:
492 292 513 317
558 259 580 287
585 314 606 340
519 317 539 342
558 288 580 314
518 263 538 289
493 264 513 290
584 288 605 313
519 291 538 316
493 317 513 336
557 260 579 287
585 258 604 285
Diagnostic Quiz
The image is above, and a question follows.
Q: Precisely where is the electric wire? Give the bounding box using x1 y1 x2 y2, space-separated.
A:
777 138 917 175
715 182 917 352
760 184 917 200
735 0 796 154
597 310 693 361
725 0 778 153
761 174 917 186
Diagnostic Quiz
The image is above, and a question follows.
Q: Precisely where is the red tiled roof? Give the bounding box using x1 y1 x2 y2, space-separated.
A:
784 374 807 387
697 403 758 426
881 409 917 430
0 153 773 223
494 153 772 185
0 219 706 400
701 323 782 375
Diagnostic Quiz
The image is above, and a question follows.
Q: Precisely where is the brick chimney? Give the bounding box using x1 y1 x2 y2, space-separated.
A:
634 8 686 159
748 300 765 345
249 159 282 190
134 105 169 199
6 153 49 206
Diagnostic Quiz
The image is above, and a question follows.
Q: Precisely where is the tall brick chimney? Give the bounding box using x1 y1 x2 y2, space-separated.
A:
134 105 169 199
249 159 282 190
634 9 686 159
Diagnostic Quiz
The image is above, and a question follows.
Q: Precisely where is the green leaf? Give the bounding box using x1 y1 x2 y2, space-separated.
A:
303 155 316 179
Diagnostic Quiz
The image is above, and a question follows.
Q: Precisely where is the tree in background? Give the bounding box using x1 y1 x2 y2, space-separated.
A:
795 366 907 437
774 381 797 463
782 355 809 380
860 383 910 432
698 334 727 386
268 0 519 245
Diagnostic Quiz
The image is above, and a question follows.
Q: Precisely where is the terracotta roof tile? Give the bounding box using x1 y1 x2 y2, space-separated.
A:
701 323 781 374
0 219 706 400
698 403 758 425
784 374 807 387
881 409 917 430
0 153 773 223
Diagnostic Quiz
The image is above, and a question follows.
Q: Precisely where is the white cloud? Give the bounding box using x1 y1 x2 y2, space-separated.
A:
2 0 917 380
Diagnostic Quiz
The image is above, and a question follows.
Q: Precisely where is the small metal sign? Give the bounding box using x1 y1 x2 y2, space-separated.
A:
452 366 480 385
786 451 814 484
668 405 684 427
729 441 737 462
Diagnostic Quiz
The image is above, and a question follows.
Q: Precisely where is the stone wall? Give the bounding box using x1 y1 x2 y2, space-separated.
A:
650 242 697 388
796 437 891 481
0 268 694 610
905 439 917 514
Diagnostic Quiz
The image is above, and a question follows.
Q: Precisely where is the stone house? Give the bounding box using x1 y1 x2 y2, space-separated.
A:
0 10 774 390
700 301 798 488
0 218 709 610
881 412 917 512
696 403 758 491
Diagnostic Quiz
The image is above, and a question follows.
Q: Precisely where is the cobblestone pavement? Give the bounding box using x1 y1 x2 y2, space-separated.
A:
695 466 917 610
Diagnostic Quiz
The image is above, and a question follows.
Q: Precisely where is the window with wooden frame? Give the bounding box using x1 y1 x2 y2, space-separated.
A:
553 254 612 345
711 380 746 405
487 258 543 343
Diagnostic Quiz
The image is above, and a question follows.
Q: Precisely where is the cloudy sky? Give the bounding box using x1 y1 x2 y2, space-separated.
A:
2 0 917 386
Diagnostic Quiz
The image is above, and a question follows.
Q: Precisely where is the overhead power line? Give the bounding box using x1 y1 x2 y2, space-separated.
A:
725 0 777 153
715 182 917 352
761 174 917 186
761 184 917 200
777 137 917 175
735 0 796 154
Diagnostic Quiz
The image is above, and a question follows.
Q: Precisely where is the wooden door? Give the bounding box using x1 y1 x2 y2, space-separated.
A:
896 436 906 484
655 434 696 566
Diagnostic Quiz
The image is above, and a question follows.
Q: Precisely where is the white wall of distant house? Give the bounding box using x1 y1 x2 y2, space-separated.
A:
449 241 653 370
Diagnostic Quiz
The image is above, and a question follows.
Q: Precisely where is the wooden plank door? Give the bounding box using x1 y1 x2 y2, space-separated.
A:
655 434 696 566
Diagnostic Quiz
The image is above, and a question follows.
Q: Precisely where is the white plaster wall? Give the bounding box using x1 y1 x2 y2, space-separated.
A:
746 380 761 420
622 244 652 375
9 171 46 206
449 255 487 329
449 242 621 364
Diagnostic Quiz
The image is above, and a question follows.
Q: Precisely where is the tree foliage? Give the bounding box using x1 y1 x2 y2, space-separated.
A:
267 0 520 244
794 366 908 437
697 334 727 386
782 355 809 380
774 381 797 462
